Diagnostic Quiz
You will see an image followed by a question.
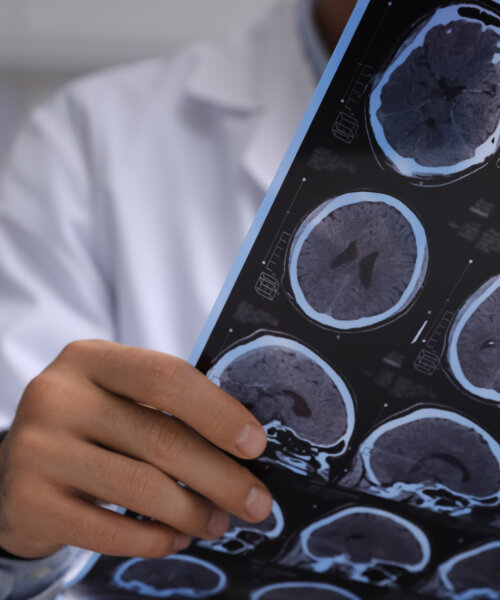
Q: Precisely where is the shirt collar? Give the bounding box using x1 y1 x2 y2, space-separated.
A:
298 0 331 79
186 0 329 112
185 0 326 191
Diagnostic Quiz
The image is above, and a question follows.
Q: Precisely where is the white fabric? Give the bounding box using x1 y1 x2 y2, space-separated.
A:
0 546 92 600
0 569 14 600
0 0 317 431
29 580 63 600
0 79 25 170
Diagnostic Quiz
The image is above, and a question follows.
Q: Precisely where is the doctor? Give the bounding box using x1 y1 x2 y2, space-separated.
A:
0 0 354 597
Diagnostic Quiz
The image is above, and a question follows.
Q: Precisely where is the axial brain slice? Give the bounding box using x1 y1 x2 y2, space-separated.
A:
289 193 427 330
448 276 500 402
210 336 354 449
370 5 500 178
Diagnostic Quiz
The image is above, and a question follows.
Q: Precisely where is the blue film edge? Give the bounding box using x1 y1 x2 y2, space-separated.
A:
189 0 372 366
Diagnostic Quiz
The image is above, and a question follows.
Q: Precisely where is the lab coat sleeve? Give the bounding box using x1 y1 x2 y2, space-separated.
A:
0 545 96 600
0 89 115 597
0 87 115 430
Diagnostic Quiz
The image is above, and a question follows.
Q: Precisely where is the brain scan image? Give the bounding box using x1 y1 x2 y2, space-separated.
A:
369 4 500 181
197 500 284 555
419 541 500 599
428 541 500 599
341 408 500 516
112 555 226 598
288 192 428 330
208 335 355 478
448 275 500 402
296 506 431 586
250 581 361 600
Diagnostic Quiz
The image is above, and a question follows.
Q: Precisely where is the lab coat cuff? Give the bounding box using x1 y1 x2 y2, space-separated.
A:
0 545 89 600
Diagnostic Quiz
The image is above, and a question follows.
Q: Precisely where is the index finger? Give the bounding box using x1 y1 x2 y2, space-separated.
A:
58 340 267 460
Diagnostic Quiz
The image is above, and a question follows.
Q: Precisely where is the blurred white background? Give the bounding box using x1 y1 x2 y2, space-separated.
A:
0 0 281 166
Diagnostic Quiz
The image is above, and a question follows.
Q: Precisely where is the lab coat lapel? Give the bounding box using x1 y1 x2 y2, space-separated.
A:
186 0 317 193
241 47 317 193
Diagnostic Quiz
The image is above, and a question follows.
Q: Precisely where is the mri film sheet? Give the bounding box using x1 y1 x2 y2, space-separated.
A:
70 1 500 599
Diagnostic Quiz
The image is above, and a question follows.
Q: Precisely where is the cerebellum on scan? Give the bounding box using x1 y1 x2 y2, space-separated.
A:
288 192 428 330
448 275 500 402
340 408 500 516
369 4 500 181
112 555 227 598
207 334 355 479
298 506 431 586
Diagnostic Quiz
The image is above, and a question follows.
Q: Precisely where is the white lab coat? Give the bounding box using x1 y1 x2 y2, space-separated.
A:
0 0 318 431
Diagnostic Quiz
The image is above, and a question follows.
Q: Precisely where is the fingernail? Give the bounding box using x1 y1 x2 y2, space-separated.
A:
244 486 273 521
207 508 230 538
236 423 267 457
174 534 191 553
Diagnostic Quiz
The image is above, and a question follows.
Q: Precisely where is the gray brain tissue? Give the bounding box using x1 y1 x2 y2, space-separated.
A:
448 275 500 402
289 192 428 330
297 506 431 585
341 408 500 516
370 4 500 180
208 335 355 479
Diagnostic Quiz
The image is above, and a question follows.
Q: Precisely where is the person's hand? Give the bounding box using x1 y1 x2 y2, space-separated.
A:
0 340 272 559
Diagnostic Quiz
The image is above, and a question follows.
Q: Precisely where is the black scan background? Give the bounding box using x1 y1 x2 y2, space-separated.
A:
71 1 500 598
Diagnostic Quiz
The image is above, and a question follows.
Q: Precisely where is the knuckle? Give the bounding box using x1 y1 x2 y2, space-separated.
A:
20 373 66 420
145 354 187 406
68 514 121 555
125 463 158 504
142 528 177 559
99 521 123 555
149 418 190 464
7 427 45 469
22 374 54 409
70 515 123 556
58 339 89 361
204 399 238 444
58 339 107 364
